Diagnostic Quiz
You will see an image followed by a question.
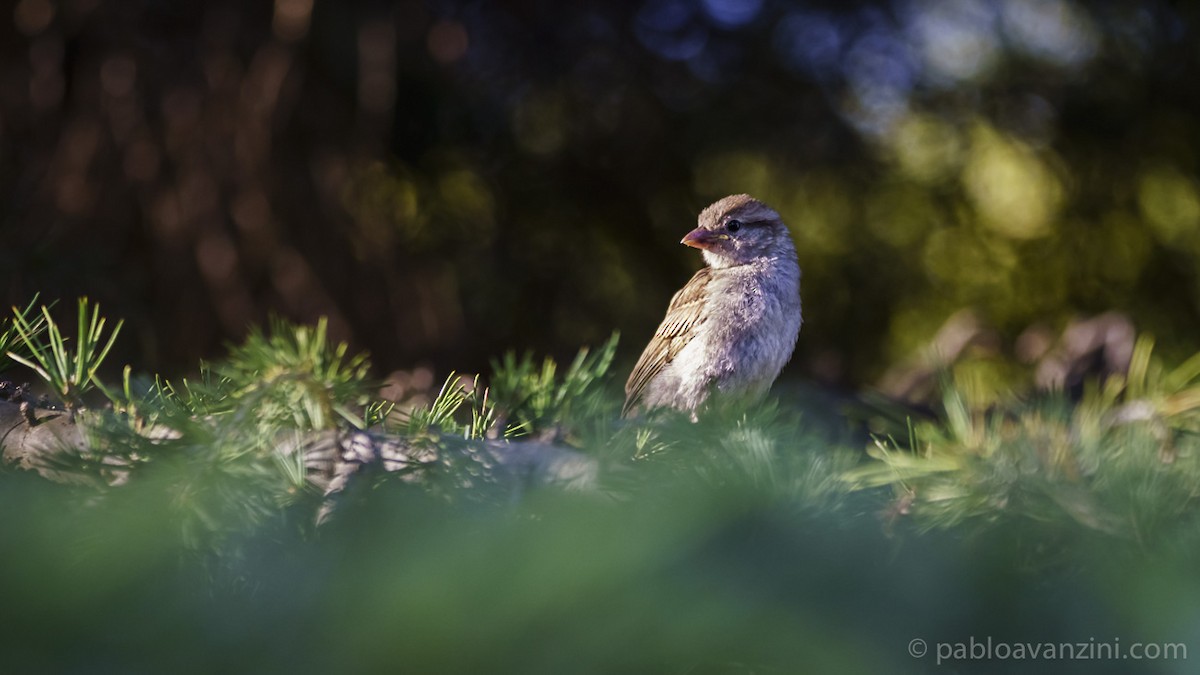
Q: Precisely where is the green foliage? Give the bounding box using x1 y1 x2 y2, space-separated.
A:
6 297 121 410
605 400 860 515
0 295 48 372
9 296 1200 561
847 336 1200 547
398 372 496 441
54 316 380 549
364 398 396 428
391 334 618 446
219 316 372 431
487 332 619 438
13 296 1200 558
11 300 1200 671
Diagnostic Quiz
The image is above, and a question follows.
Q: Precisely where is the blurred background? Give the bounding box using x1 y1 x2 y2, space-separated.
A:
3 0 1200 393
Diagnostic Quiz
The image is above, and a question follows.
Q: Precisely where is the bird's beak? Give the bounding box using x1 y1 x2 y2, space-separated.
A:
681 228 729 250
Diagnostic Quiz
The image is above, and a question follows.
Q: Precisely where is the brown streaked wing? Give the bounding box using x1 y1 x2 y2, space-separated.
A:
622 267 712 416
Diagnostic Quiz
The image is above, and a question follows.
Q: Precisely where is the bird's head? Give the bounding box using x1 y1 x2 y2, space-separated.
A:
681 194 794 269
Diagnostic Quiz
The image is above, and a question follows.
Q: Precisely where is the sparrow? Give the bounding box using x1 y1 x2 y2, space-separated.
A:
623 194 802 417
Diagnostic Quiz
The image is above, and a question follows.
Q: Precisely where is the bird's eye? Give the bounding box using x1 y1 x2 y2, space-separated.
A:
726 219 742 232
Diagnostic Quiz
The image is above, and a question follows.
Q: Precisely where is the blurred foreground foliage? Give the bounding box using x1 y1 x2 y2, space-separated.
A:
3 303 1200 672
